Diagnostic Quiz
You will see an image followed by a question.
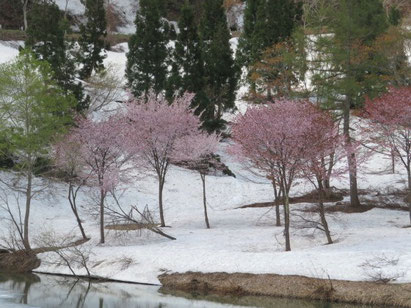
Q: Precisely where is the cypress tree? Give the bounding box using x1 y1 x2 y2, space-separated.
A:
126 0 169 98
309 0 389 207
237 0 301 93
167 2 206 105
199 0 238 132
26 0 88 111
236 0 262 67
78 0 107 80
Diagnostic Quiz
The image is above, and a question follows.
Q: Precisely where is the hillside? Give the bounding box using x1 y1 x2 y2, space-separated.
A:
0 40 410 287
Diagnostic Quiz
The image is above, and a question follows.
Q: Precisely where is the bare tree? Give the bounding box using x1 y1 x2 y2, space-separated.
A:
84 64 125 115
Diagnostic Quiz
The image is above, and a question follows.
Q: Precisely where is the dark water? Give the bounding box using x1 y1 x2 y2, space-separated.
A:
0 273 369 308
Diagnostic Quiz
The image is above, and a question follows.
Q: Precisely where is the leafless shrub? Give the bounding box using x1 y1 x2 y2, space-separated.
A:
35 230 93 278
118 256 135 271
105 192 176 240
360 254 405 283
105 1 127 33
84 64 124 114
0 192 25 251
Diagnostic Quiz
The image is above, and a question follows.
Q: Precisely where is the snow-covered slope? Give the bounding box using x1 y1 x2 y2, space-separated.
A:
0 41 20 64
0 42 410 286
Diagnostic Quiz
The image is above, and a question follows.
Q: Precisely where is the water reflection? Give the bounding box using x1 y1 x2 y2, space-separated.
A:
0 272 370 308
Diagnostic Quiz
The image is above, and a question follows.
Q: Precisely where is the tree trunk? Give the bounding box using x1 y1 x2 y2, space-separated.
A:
99 189 105 244
272 180 281 226
283 191 291 251
343 98 361 207
68 183 87 240
323 153 334 189
201 173 210 229
318 182 333 244
22 0 28 31
391 149 396 174
23 170 32 250
159 178 166 227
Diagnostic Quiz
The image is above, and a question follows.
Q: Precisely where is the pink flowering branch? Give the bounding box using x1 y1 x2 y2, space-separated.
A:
232 99 345 250
123 92 219 227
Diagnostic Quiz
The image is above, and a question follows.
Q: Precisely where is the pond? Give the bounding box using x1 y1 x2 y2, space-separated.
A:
0 272 370 308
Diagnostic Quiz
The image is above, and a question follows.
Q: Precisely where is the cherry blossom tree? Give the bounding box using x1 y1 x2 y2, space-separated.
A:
173 134 220 229
58 116 131 244
232 100 341 250
299 112 343 245
364 87 411 222
124 92 218 227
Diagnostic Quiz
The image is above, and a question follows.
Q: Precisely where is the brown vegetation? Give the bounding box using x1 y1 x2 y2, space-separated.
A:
0 250 40 273
159 272 411 307
239 189 344 209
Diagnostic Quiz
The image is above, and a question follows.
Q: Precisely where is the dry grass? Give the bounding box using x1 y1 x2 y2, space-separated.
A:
105 223 146 231
159 272 411 307
0 29 26 41
239 189 344 209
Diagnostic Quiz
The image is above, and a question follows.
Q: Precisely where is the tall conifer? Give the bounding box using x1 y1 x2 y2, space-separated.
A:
126 0 169 98
26 0 88 111
79 0 107 79
199 0 238 132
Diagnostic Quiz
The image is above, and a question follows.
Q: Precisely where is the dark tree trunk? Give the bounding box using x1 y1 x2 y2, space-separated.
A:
391 149 396 174
323 153 334 189
318 182 333 244
159 178 166 227
272 180 281 226
343 98 361 208
23 170 32 250
282 180 291 251
99 189 106 244
200 173 210 229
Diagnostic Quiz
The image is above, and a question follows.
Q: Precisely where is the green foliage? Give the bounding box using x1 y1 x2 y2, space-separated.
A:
167 2 205 102
26 0 88 112
199 0 238 132
388 6 401 26
0 135 14 169
126 0 170 97
79 0 107 79
0 50 75 172
236 0 262 67
237 0 302 93
310 0 390 110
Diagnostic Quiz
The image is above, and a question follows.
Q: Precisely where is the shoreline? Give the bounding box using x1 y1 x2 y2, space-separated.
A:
7 268 411 307
158 272 411 308
32 270 161 286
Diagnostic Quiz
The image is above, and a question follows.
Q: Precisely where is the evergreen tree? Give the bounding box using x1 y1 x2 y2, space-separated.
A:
173 1 203 94
236 0 262 67
199 0 238 132
237 0 302 93
79 0 107 80
26 0 88 111
126 0 169 98
167 1 207 109
308 0 389 207
388 6 401 26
